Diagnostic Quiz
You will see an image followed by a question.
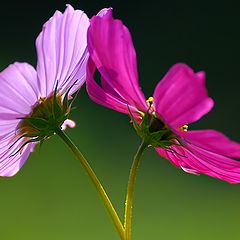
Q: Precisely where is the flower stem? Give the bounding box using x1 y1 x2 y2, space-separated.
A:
124 140 147 240
55 127 125 240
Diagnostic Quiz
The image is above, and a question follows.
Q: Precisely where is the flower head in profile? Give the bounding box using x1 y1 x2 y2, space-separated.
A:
86 9 240 183
0 5 93 176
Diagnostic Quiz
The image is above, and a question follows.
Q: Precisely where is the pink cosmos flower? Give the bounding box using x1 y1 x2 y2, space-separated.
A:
86 9 240 184
0 5 101 177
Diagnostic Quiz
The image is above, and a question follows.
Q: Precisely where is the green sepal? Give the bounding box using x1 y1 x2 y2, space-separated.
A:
145 129 169 145
8 133 42 150
62 87 71 114
52 81 62 121
68 82 81 109
21 117 49 130
153 140 174 148
10 136 44 157
143 129 173 147
62 80 80 120
15 81 79 157
127 105 143 137
139 113 149 129
128 109 175 148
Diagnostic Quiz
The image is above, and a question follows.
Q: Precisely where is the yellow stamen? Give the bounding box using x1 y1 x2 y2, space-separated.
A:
39 96 46 103
179 124 188 132
146 97 154 111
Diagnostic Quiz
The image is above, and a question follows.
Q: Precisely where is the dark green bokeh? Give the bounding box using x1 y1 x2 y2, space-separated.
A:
0 1 240 239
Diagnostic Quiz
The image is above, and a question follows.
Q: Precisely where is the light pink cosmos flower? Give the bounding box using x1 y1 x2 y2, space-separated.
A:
86 9 240 184
0 5 98 177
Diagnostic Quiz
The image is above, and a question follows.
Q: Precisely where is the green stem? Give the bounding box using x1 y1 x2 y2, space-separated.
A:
55 127 125 240
124 140 147 240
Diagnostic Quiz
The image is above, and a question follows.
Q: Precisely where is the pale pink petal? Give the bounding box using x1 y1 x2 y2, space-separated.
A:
156 143 240 184
153 64 214 129
0 122 19 139
61 119 76 130
0 133 36 176
0 62 39 175
36 4 89 97
0 62 39 115
0 62 38 140
177 129 240 158
87 9 147 113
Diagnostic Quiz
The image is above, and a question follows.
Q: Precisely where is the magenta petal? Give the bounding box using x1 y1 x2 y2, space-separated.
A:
96 8 112 17
153 63 214 129
156 143 240 184
178 129 240 158
36 4 89 97
87 58 140 115
87 9 147 112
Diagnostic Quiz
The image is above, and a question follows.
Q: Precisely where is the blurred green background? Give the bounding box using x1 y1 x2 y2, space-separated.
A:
0 0 240 239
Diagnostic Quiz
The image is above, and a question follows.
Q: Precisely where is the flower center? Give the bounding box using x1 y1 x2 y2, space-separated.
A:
146 96 188 132
129 96 189 149
9 82 77 156
17 94 66 137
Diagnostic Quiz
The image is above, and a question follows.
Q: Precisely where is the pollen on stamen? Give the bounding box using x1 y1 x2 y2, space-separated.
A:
179 124 188 132
146 97 154 111
38 96 46 103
